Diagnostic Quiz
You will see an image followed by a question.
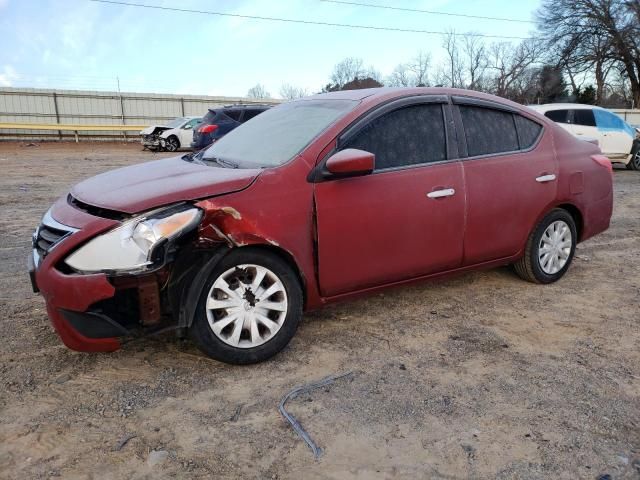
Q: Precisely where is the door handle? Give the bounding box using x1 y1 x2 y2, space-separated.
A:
535 174 556 183
427 188 455 199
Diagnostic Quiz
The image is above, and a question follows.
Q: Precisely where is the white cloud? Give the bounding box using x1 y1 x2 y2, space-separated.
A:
0 65 18 87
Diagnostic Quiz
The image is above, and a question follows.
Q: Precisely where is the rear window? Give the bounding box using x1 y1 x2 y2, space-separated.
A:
203 110 218 124
545 109 571 123
460 105 519 156
203 110 236 124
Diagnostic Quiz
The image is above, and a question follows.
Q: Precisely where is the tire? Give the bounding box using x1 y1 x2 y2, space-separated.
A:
627 141 640 171
165 136 180 152
513 209 577 284
190 249 303 364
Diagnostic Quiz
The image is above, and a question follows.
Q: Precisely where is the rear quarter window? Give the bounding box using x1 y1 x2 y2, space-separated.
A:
241 109 264 122
224 110 242 121
514 115 543 149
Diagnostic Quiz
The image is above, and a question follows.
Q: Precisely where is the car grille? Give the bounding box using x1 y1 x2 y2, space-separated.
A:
33 211 78 262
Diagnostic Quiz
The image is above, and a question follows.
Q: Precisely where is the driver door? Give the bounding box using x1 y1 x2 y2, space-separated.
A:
314 98 466 297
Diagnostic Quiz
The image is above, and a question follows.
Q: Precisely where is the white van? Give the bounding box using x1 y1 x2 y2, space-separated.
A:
529 103 640 170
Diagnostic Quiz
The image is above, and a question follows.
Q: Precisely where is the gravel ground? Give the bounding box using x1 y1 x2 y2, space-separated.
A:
0 142 639 479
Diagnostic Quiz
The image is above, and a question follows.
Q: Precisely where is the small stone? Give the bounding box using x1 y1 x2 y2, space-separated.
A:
54 374 71 384
147 450 169 467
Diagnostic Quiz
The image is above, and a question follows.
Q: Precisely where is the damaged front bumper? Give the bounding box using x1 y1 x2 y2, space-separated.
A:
141 134 162 150
28 198 191 352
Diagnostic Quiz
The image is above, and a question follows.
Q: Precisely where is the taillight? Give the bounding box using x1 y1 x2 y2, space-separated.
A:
199 124 219 134
592 154 613 174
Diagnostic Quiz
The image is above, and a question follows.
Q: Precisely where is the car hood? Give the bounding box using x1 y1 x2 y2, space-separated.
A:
140 125 170 135
70 157 261 214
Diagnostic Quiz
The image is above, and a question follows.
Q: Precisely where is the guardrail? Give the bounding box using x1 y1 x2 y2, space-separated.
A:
0 122 146 142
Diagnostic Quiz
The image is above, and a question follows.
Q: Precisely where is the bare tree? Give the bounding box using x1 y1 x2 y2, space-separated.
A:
279 83 308 100
246 84 271 99
441 31 464 88
537 0 640 107
387 64 412 87
487 39 542 99
462 34 488 90
408 51 431 86
330 57 365 89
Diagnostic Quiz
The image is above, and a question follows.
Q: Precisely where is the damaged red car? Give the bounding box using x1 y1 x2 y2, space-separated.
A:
29 88 613 364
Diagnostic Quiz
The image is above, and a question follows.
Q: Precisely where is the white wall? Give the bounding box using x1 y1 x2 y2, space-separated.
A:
0 87 280 141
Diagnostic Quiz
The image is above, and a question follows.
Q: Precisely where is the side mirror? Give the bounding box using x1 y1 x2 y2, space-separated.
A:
325 148 374 177
184 124 192 130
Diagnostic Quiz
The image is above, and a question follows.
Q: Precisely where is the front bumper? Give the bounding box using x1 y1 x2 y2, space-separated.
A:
29 197 128 352
141 135 161 149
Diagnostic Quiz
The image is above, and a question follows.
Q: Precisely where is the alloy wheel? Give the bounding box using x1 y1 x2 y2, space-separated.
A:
632 150 640 170
166 138 179 152
205 264 288 348
538 220 572 274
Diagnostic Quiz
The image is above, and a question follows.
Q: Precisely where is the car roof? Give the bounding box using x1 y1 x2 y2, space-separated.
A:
308 87 542 118
528 103 607 112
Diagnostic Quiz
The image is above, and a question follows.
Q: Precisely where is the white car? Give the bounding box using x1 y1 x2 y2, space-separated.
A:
140 116 202 152
529 103 640 170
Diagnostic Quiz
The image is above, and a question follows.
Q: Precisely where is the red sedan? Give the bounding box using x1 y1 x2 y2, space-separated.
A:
29 88 613 364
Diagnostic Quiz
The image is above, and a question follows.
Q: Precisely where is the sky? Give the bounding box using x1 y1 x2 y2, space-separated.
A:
0 0 541 97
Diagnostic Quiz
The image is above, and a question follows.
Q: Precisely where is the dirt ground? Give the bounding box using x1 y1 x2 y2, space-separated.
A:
0 142 638 480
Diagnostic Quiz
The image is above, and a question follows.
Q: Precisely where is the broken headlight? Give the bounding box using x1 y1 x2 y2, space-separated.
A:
65 206 202 273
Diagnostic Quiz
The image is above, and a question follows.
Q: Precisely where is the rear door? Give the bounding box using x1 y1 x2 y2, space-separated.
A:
569 108 600 142
453 97 556 265
543 109 577 135
314 97 466 297
593 108 635 158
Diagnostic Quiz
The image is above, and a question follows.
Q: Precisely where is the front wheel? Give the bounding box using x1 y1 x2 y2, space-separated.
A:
164 136 180 152
513 209 577 284
190 249 303 364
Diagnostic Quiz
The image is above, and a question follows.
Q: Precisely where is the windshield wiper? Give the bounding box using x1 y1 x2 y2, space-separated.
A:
202 156 239 169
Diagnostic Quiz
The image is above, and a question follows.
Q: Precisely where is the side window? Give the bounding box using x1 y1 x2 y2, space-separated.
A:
241 109 263 122
545 109 571 124
459 105 519 156
514 115 542 150
343 103 447 170
224 110 242 122
185 118 201 129
573 109 596 127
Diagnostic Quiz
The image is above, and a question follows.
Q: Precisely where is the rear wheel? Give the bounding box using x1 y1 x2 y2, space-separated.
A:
514 209 577 284
190 249 303 364
627 141 640 170
165 136 180 152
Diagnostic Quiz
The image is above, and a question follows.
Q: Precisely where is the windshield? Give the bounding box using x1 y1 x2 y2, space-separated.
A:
202 99 358 167
166 117 186 128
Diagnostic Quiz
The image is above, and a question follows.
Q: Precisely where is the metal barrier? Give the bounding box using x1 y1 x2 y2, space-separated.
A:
0 122 147 142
